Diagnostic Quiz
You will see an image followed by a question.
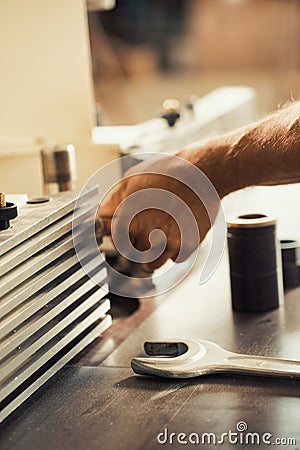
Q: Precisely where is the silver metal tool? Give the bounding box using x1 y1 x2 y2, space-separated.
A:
131 339 300 380
40 144 77 195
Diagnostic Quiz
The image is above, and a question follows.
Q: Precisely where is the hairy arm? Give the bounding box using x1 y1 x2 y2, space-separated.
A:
100 102 300 269
178 102 300 198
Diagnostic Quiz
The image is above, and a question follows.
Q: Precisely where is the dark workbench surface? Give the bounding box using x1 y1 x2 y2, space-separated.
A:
1 252 300 450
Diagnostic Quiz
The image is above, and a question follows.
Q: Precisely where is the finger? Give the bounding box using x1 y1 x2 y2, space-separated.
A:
97 201 115 237
97 180 128 225
98 190 122 218
97 217 112 237
132 231 177 271
169 238 198 263
145 247 178 272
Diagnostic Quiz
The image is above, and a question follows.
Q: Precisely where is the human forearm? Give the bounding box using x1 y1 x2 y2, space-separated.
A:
99 102 300 269
177 102 300 198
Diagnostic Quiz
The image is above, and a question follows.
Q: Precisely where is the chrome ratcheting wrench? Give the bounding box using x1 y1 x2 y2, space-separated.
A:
131 339 300 380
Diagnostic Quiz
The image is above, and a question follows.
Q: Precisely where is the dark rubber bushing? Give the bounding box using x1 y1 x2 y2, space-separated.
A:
0 202 18 230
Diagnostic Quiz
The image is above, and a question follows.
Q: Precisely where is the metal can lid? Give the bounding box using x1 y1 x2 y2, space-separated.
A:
227 213 276 228
280 238 299 250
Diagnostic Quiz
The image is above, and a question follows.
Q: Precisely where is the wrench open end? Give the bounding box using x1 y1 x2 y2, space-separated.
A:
131 339 207 379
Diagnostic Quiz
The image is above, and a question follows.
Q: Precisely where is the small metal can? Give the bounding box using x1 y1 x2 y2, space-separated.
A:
280 239 300 290
227 213 284 312
40 144 77 195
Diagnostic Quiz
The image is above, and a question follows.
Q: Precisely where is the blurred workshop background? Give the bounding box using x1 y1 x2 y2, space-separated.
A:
1 0 300 197
88 0 300 125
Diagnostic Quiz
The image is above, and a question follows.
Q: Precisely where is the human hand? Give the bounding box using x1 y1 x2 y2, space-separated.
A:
98 153 221 272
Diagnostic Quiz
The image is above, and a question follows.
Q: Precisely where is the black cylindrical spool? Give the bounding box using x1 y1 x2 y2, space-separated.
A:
227 213 282 313
280 239 300 290
0 202 18 230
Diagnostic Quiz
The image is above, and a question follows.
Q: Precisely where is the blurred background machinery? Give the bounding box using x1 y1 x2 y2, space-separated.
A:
1 0 300 196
